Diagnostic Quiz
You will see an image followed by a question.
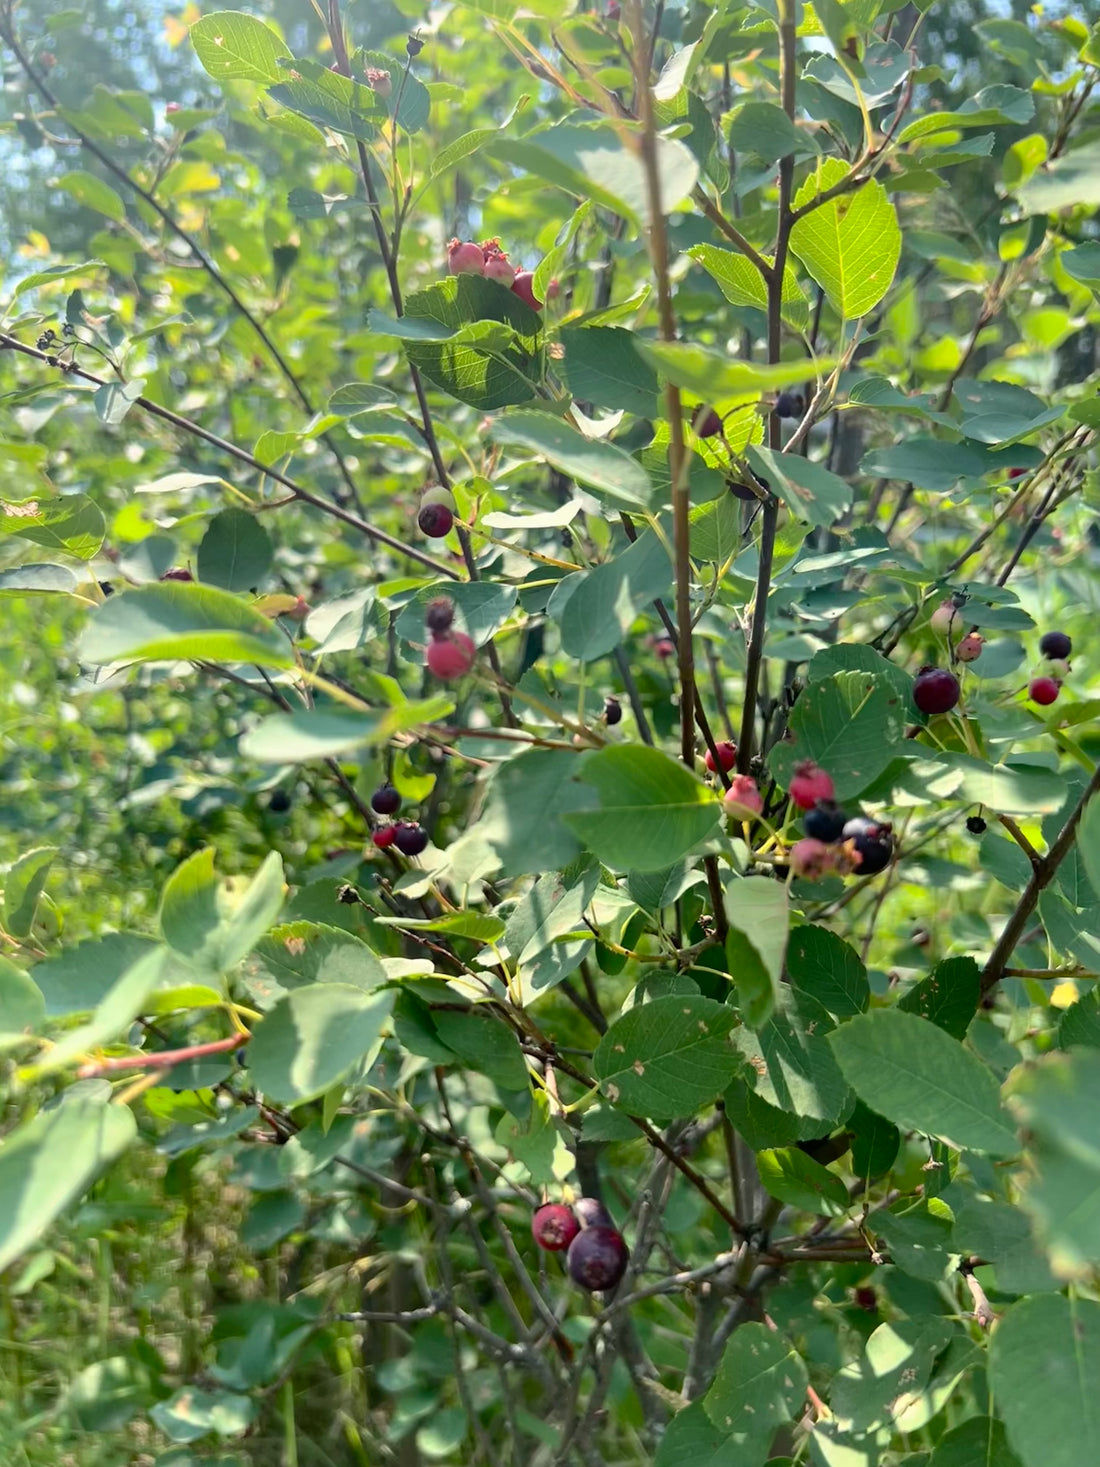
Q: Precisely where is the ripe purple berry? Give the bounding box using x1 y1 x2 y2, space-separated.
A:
532 1203 579 1252
567 1225 629 1292
418 502 454 538
604 696 622 726
393 822 429 857
573 1196 614 1230
692 404 722 438
370 784 401 816
803 800 847 844
774 390 803 419
1039 630 1072 661
912 666 960 716
842 815 894 876
966 815 987 835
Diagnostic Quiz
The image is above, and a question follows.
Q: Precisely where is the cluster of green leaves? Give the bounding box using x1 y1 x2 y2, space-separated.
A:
1 0 1100 1464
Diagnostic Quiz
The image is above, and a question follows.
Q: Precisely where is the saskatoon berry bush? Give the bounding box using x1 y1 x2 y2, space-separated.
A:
2 0 1100 1463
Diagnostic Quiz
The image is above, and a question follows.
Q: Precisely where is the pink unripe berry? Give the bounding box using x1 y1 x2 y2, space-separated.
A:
165 101 181 115
532 1203 579 1252
955 632 983 663
510 271 543 311
705 741 737 774
364 66 392 98
789 761 834 811
447 238 485 276
426 632 476 680
723 775 763 820
790 837 835 880
1046 657 1071 680
930 598 963 635
654 637 676 660
1029 676 1060 706
545 277 561 300
1008 466 1026 480
484 253 516 287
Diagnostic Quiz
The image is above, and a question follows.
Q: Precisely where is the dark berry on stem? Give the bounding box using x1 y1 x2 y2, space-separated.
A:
532 1203 579 1252
418 502 454 538
425 597 455 635
604 696 622 726
913 666 960 716
394 822 429 857
567 1226 629 1292
803 800 847 844
1029 676 1060 706
775 390 803 419
371 784 401 816
268 789 292 814
692 404 722 438
966 815 987 835
573 1196 614 1230
1039 630 1072 660
842 816 894 876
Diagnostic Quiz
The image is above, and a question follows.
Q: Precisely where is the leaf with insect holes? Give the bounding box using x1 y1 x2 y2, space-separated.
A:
594 995 741 1119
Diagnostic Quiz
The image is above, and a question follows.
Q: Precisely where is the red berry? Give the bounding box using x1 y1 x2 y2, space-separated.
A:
426 632 476 680
165 101 181 114
854 1286 877 1312
161 567 193 582
510 271 543 311
484 254 516 287
912 666 960 716
447 239 485 276
371 784 401 816
789 761 834 811
393 822 429 857
372 826 397 849
705 741 737 774
723 775 763 820
1008 466 1026 480
532 1203 579 1252
567 1226 629 1292
692 405 722 438
654 638 676 660
418 502 454 538
1029 676 1060 706
1039 630 1072 660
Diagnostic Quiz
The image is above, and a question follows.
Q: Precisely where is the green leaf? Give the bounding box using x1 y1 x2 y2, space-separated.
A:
248 983 394 1104
394 581 516 647
398 275 542 411
860 436 1002 490
31 934 159 1016
558 325 659 417
160 849 285 975
1078 793 1100 901
80 583 294 668
898 956 980 1040
564 745 721 872
951 1196 1055 1295
768 670 909 801
197 509 273 592
689 243 808 330
848 1099 900 1180
594 995 741 1119
190 10 293 83
239 701 452 764
57 170 126 222
898 85 1033 142
150 1386 254 1443
0 959 44 1049
489 410 652 508
831 1318 956 1435
4 846 57 939
789 158 901 317
1008 1048 1100 1276
0 563 79 595
638 341 831 399
703 1322 808 1452
727 100 810 161
828 1009 1018 1155
554 530 671 661
267 69 385 140
478 749 592 877
0 494 105 561
0 1101 137 1274
989 1294 1100 1467
929 1417 1023 1467
724 875 789 1020
745 446 853 527
732 995 852 1128
243 922 388 1008
757 1146 849 1215
874 1201 958 1282
653 1400 729 1467
433 1008 530 1091
12 260 106 298
787 925 869 1018
360 50 429 135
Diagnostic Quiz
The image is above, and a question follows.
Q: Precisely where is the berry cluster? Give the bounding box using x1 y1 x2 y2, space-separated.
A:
369 782 430 856
1030 629 1072 706
446 237 545 312
531 1198 629 1293
786 763 894 878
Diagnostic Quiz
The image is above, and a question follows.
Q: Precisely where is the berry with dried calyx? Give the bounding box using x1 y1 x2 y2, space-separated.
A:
842 815 894 876
484 253 516 286
510 271 543 312
913 666 960 716
705 741 737 774
790 838 835 880
723 774 763 820
532 1203 579 1252
406 32 424 56
447 238 485 276
803 799 847 844
364 66 392 97
692 405 722 438
966 815 987 835
955 632 983 663
393 822 429 857
567 1226 629 1292
1039 630 1072 661
604 696 622 726
372 825 397 850
371 784 401 816
1029 676 1060 706
789 761 835 811
425 597 456 636
427 632 476 680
